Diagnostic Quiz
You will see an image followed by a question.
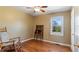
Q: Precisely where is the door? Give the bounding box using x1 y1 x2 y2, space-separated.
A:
71 7 75 51
71 7 79 52
34 25 44 39
74 7 79 52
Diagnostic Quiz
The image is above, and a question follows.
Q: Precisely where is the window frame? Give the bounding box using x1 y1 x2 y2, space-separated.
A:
50 16 64 36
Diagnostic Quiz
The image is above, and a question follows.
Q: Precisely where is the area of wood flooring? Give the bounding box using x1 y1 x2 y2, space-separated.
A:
21 39 71 52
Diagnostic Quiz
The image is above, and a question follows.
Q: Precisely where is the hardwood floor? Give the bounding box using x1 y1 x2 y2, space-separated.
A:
21 39 71 52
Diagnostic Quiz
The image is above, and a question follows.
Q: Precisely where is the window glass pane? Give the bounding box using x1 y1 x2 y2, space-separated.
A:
50 16 64 36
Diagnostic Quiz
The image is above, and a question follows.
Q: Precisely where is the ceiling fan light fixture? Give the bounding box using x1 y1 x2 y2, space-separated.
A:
34 8 40 12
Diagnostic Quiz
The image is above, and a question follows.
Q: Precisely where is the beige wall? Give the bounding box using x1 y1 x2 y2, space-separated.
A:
34 11 71 45
0 7 34 40
0 7 71 45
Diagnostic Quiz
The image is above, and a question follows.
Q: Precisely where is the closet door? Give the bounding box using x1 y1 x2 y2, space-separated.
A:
34 25 44 39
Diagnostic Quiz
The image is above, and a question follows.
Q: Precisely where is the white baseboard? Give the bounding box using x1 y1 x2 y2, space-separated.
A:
21 38 34 43
42 40 71 47
2 38 34 46
21 38 71 47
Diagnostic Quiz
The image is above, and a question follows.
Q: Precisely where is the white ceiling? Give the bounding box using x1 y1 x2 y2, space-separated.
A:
15 6 72 16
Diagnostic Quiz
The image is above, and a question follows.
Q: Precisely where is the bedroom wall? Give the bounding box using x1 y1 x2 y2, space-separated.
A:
0 7 34 40
0 7 71 45
34 11 71 45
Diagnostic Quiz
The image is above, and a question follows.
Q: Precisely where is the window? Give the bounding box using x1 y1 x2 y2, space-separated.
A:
50 16 64 36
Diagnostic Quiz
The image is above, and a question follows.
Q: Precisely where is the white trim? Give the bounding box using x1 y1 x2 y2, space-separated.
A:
27 38 71 47
21 38 34 43
2 38 34 46
3 38 71 48
42 40 71 47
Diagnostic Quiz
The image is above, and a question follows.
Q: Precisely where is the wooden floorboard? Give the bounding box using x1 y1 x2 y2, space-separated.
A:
21 39 71 52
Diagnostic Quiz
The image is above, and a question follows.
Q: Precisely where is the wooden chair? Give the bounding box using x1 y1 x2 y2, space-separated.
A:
0 26 22 52
0 39 15 52
0 32 15 52
0 43 3 51
0 37 22 52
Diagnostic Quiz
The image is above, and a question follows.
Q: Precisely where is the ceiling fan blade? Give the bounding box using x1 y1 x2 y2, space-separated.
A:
40 9 45 12
40 6 48 8
26 7 32 9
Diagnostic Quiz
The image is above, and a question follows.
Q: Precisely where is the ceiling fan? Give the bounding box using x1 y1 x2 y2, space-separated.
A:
26 6 48 13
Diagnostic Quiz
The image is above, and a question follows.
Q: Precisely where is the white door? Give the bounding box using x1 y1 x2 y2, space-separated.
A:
74 7 79 52
71 7 79 52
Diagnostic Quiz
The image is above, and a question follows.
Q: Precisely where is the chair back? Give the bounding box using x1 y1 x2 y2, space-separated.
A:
1 32 9 46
